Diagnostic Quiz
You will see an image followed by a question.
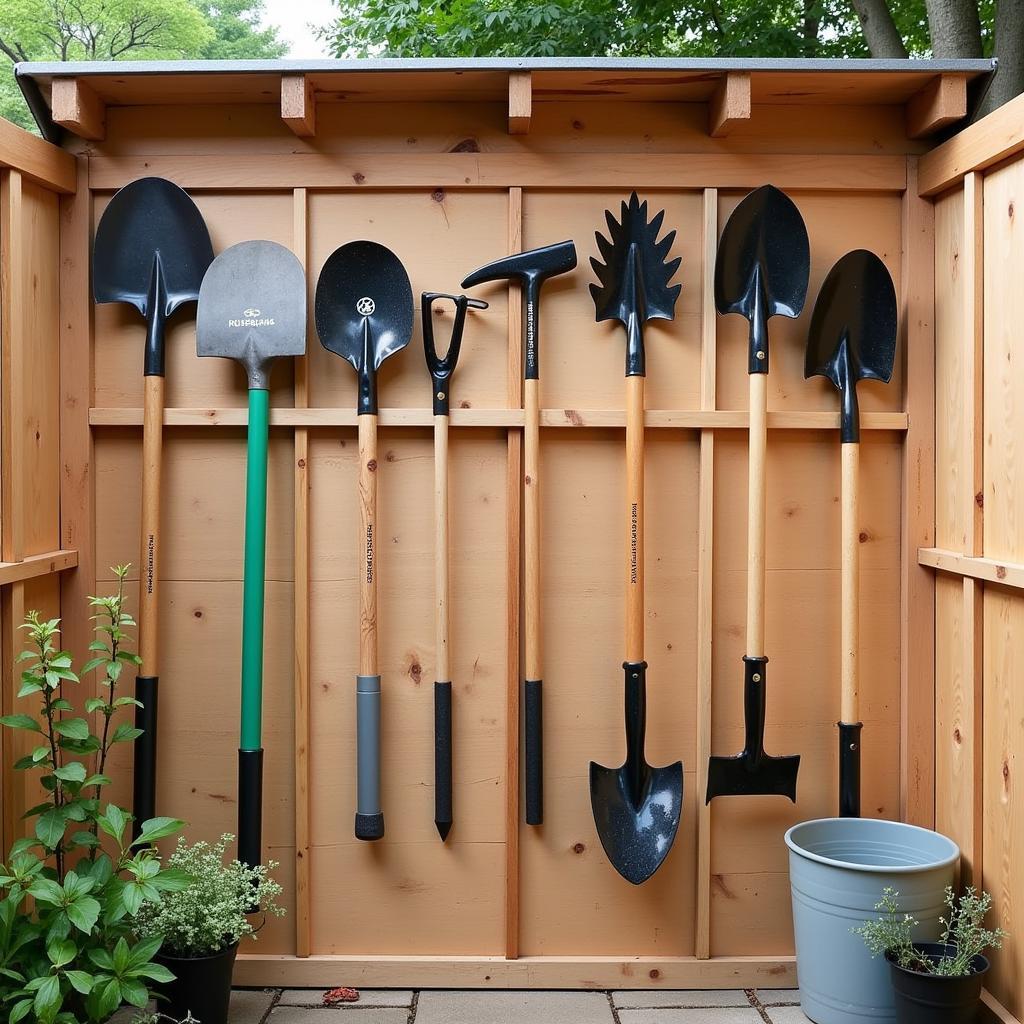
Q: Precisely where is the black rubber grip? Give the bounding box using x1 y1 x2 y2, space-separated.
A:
355 812 385 841
525 679 543 825
238 748 264 869
434 681 453 838
131 675 158 839
839 721 863 818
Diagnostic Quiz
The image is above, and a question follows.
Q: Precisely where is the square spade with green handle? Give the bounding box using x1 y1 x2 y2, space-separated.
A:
197 240 306 869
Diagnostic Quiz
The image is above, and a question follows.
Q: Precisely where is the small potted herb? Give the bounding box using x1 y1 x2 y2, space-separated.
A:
854 885 1006 1023
134 834 283 1024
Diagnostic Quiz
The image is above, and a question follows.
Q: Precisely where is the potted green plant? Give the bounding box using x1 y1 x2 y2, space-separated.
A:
854 885 1006 1024
134 834 283 1024
0 567 188 1023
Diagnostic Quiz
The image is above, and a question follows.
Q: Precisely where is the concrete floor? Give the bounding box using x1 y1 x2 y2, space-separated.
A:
134 987 809 1023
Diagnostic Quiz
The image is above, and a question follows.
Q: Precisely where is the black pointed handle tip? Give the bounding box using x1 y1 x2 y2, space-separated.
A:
435 820 453 842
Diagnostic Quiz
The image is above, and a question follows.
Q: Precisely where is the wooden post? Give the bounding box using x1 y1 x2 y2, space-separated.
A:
282 75 316 138
508 72 532 135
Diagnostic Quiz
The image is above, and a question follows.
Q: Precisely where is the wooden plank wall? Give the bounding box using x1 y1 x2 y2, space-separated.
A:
0 128 76 851
929 132 1024 1019
52 92 924 987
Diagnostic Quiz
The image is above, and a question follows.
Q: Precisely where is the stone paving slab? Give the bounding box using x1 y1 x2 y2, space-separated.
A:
754 989 801 1005
618 1009 764 1023
278 989 414 1007
268 1009 410 1024
415 990 613 1024
229 989 279 1022
613 990 751 1008
764 1006 812 1023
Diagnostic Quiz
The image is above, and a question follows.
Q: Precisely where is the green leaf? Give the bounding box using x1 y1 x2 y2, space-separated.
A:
87 947 113 971
96 976 122 1018
32 973 61 1022
50 654 72 668
135 961 175 983
112 936 130 974
17 679 44 698
53 762 87 784
53 719 89 740
69 830 101 849
110 723 143 744
127 933 163 968
27 877 64 906
32 745 51 762
120 978 149 1006
10 999 33 1024
47 937 76 967
80 774 111 789
65 895 100 934
35 808 67 850
0 714 42 733
80 658 107 676
87 640 108 652
121 882 144 916
50 699 74 712
64 970 94 995
97 804 127 843
13 754 39 769
132 816 183 845
113 696 142 708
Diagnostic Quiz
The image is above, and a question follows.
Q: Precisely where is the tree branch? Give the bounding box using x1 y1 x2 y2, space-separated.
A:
980 0 1024 114
849 0 909 57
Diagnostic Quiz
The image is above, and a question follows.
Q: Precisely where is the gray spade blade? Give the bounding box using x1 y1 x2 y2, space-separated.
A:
197 240 307 388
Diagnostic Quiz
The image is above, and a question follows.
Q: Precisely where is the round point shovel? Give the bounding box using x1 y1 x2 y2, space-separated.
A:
93 177 214 836
589 193 683 885
706 185 808 804
197 240 307 869
316 241 414 842
805 249 897 818
422 292 488 841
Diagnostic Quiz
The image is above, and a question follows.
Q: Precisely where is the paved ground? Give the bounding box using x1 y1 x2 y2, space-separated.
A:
122 988 809 1023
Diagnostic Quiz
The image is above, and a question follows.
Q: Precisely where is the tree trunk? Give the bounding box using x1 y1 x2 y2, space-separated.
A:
926 0 983 57
978 0 1024 115
803 0 821 56
850 0 909 58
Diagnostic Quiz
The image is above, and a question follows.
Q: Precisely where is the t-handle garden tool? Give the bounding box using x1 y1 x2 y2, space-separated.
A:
706 185 809 803
197 240 306 868
805 249 897 818
316 241 414 841
461 240 577 826
93 176 214 837
422 291 489 841
588 192 684 885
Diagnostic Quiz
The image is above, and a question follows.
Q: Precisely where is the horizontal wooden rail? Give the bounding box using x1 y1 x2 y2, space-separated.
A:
88 152 907 193
234 953 797 989
918 547 1024 591
89 407 910 430
0 118 77 194
0 549 79 587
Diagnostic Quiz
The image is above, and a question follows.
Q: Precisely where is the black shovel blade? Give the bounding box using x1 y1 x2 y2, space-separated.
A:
94 177 213 318
715 185 809 373
197 240 307 389
805 249 897 442
590 663 683 885
315 241 413 413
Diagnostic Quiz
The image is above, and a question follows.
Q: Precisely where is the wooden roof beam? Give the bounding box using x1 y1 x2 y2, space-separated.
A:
906 73 967 139
709 72 751 138
51 78 105 141
282 74 316 137
508 70 531 135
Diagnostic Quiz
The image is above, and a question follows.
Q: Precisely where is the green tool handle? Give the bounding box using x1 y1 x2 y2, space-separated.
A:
240 387 270 751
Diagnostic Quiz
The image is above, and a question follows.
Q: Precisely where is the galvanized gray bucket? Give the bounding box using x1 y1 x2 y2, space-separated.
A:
785 818 959 1024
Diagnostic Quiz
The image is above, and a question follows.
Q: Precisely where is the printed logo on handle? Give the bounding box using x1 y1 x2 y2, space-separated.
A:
357 296 376 316
228 307 276 328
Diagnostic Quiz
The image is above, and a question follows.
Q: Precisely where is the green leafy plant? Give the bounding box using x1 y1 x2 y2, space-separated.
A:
854 885 1007 977
0 567 188 1023
135 834 284 958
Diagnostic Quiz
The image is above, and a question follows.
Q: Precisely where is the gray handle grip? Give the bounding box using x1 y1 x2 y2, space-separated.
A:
355 675 384 840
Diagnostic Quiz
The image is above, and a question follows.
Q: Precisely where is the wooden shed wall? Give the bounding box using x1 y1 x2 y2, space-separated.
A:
36 88 930 990
925 92 1024 1022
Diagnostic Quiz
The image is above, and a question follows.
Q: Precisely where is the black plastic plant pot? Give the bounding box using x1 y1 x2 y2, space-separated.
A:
886 943 989 1024
155 941 239 1024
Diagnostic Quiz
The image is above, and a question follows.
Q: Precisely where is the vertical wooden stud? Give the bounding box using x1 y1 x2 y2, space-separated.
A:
709 72 751 138
504 186 523 959
695 187 717 961
292 188 312 957
900 159 936 828
282 75 317 138
508 72 532 136
51 79 106 141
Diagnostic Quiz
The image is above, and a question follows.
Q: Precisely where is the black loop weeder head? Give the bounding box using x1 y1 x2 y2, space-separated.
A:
421 292 488 415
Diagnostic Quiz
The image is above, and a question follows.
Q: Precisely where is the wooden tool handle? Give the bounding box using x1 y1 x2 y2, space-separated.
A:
358 414 378 677
841 440 860 723
524 378 541 679
139 375 163 675
746 373 767 657
434 414 450 682
625 375 645 664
